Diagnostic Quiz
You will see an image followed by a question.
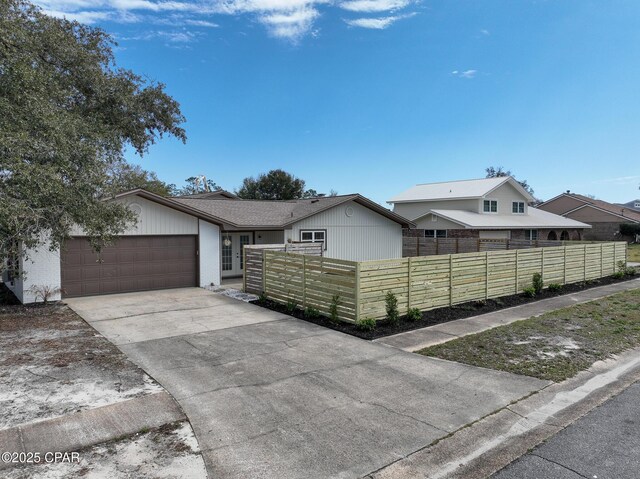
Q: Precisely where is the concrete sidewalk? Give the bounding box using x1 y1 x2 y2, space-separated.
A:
376 277 640 352
0 392 184 471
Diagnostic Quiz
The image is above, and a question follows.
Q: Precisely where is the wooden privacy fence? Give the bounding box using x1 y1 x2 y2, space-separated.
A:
244 243 323 295
252 242 627 323
402 237 593 257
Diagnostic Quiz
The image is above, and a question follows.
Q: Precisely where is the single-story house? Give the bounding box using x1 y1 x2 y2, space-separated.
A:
4 189 412 303
388 177 591 241
539 192 640 241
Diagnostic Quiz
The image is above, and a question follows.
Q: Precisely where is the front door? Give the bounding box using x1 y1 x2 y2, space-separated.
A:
221 233 252 278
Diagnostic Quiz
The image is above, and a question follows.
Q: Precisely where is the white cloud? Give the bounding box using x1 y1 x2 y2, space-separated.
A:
35 0 418 41
339 0 410 13
480 28 490 35
40 8 113 23
345 12 414 29
452 69 477 79
184 19 219 27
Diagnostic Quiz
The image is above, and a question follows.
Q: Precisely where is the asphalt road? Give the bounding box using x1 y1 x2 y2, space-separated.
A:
493 380 640 479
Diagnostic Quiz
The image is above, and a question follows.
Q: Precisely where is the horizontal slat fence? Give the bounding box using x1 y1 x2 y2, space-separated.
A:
251 242 627 323
402 237 599 257
244 243 322 295
263 251 358 321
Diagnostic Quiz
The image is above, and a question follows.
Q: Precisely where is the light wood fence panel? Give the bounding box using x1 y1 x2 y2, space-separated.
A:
257 242 627 323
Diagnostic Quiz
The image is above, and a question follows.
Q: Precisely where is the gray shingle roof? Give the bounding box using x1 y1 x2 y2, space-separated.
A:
172 194 411 228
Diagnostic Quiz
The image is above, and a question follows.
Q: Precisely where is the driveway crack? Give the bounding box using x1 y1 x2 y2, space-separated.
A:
529 452 591 479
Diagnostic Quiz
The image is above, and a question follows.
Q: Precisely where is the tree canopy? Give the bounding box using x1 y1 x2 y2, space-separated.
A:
485 166 536 198
0 0 186 258
236 169 327 200
108 163 175 197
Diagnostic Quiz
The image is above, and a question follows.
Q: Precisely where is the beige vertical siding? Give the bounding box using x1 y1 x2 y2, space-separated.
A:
291 200 402 261
485 182 529 215
414 214 465 230
70 196 198 236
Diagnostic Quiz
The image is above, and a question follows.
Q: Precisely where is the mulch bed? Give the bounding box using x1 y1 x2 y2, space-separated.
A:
252 273 639 340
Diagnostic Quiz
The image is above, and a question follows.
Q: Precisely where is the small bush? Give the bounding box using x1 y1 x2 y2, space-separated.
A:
522 286 536 298
548 283 562 292
407 307 422 322
532 272 543 295
472 300 487 308
286 299 298 314
355 318 376 331
29 284 62 304
258 292 268 304
385 291 399 325
329 295 340 323
615 260 636 278
304 306 320 319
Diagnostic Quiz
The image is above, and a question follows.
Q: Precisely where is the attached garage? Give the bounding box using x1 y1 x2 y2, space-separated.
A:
61 236 198 298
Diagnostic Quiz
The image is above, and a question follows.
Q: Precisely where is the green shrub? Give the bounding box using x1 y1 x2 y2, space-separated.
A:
522 286 536 298
532 272 543 295
407 307 422 322
385 291 399 325
615 260 636 278
548 283 562 292
304 306 320 319
286 300 298 314
258 292 268 304
620 224 640 236
329 295 340 323
355 318 376 331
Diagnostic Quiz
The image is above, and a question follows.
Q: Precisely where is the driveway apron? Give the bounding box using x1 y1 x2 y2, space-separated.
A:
66 288 549 479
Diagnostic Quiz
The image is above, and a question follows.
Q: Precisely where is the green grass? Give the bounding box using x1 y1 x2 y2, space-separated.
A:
628 243 640 262
418 289 640 382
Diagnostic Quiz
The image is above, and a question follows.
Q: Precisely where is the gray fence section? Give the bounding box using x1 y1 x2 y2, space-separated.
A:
243 243 323 294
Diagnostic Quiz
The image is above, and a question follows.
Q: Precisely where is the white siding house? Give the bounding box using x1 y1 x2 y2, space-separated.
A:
285 200 402 261
7 190 411 303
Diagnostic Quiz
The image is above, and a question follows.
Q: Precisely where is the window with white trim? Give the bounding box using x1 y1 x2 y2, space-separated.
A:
483 199 498 213
425 230 447 238
525 229 538 241
300 230 326 249
512 201 525 214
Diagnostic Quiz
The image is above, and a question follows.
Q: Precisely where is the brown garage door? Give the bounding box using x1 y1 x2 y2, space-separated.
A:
61 236 198 298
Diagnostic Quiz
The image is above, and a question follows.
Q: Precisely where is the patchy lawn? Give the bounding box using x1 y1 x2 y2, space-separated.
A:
629 243 640 262
418 289 640 382
4 421 207 479
0 302 162 428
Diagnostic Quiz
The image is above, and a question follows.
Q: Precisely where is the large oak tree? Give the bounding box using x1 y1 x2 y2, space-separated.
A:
0 0 186 262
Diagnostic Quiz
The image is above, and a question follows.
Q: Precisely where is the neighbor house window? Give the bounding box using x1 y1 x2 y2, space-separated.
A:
525 230 538 241
300 230 326 249
425 230 447 238
512 202 525 214
483 200 498 213
635 202 640 208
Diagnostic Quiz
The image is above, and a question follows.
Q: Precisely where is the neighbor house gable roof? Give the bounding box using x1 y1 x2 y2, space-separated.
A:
172 194 414 229
417 207 591 230
387 177 535 204
540 193 640 223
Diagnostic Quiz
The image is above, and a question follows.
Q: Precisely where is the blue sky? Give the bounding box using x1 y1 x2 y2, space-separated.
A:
38 0 640 204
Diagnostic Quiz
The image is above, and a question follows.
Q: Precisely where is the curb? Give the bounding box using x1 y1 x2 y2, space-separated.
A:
0 391 184 471
364 347 640 479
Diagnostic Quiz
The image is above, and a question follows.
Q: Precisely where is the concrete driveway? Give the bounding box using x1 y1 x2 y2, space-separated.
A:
67 288 549 479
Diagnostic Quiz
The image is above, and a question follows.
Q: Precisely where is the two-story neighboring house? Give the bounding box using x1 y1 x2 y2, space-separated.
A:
539 192 640 241
388 177 590 241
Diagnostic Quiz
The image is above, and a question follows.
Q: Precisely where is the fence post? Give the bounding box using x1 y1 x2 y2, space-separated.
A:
302 255 307 309
243 246 247 292
355 262 361 322
407 257 413 312
583 244 587 281
262 250 267 294
600 243 603 277
449 254 454 306
485 251 489 300
564 246 567 284
515 249 519 293
541 248 545 283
